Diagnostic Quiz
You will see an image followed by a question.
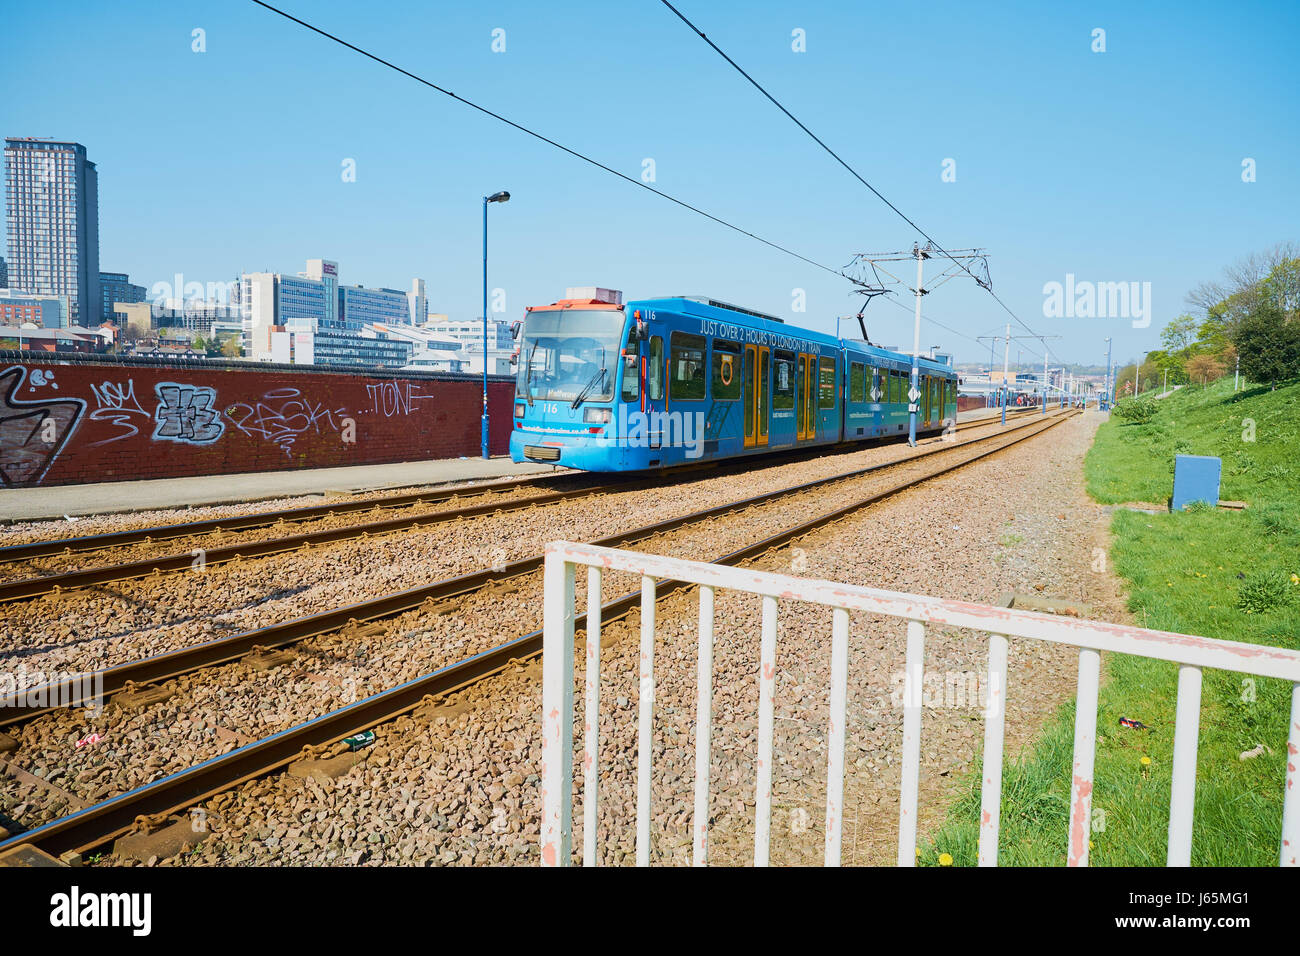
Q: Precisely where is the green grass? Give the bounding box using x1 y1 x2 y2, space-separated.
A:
921 378 1300 866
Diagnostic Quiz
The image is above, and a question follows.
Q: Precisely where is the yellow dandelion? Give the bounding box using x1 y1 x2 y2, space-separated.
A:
938 852 953 867
1140 756 1152 766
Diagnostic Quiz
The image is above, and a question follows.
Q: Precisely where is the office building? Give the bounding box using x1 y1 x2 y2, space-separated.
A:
0 289 68 328
3 138 100 324
99 271 147 322
338 283 409 330
239 258 420 367
408 278 426 325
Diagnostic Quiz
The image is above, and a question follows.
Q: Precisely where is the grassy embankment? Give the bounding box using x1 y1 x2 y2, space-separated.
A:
920 378 1299 865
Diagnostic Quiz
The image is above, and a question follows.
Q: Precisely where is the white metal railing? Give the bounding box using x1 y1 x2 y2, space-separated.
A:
539 540 1300 867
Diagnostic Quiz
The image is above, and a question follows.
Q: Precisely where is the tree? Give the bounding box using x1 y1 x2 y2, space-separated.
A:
1160 315 1199 353
1233 303 1300 387
1147 348 1189 386
220 335 243 358
1186 241 1299 320
1185 353 1224 386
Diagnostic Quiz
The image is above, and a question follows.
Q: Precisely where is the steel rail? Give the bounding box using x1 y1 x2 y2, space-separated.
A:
0 409 1069 727
0 410 1077 857
0 408 1036 568
0 411 1039 604
0 473 555 565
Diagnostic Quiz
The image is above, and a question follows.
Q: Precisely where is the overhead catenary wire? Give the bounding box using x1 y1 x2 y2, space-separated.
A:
659 0 1048 343
251 1 996 355
250 0 857 286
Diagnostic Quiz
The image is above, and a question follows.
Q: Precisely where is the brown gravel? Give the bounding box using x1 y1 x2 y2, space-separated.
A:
101 410 1131 867
0 415 1031 686
0 415 1061 833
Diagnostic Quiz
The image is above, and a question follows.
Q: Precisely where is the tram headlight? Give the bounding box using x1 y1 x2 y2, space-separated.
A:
514 403 525 419
583 406 612 424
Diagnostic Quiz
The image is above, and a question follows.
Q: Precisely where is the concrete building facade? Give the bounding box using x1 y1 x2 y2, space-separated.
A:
99 270 147 322
3 138 100 325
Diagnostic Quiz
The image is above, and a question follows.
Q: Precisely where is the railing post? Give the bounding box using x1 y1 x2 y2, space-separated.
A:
977 634 1008 866
824 607 850 866
540 551 576 867
754 594 779 866
635 575 656 867
1067 648 1101 866
1281 682 1300 867
582 566 602 866
1166 665 1203 866
897 620 925 866
692 585 715 866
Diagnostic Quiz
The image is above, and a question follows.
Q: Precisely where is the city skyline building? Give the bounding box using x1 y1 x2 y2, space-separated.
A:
0 289 68 328
99 270 146 322
240 257 419 367
3 138 100 325
408 278 426 326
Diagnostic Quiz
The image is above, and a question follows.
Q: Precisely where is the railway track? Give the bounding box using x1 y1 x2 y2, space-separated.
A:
0 408 1077 859
0 409 1042 604
0 407 1064 729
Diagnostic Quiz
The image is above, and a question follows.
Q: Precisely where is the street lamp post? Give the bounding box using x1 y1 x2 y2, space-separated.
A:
1104 336 1112 411
908 244 928 447
481 190 510 459
1000 323 1011 426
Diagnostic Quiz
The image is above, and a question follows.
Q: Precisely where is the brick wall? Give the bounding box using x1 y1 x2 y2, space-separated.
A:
0 355 517 488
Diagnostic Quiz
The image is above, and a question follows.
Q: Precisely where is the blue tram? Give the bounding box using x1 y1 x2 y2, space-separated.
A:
510 292 958 472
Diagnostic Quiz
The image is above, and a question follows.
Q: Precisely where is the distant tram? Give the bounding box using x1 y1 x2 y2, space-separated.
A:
510 290 957 472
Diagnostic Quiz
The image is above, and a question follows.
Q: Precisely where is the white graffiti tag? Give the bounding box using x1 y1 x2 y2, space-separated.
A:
224 388 347 457
365 381 430 417
88 379 151 446
152 382 225 445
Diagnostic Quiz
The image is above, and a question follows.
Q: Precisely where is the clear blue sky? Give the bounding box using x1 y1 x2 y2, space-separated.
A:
4 0 1297 367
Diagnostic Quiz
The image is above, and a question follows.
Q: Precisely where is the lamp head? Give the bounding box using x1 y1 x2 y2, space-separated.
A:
486 191 510 203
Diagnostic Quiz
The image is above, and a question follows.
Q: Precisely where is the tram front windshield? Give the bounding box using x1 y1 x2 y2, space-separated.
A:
516 309 624 405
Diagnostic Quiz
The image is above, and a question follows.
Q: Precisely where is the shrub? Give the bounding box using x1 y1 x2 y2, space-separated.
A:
1111 396 1158 424
1250 503 1293 537
1237 569 1296 614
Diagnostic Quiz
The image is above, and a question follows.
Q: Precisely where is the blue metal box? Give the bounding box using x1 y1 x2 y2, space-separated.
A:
1172 454 1221 511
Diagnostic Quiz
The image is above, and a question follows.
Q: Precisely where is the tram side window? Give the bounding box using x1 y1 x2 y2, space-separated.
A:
818 356 836 408
849 362 866 403
621 350 639 401
670 332 707 400
889 371 901 404
648 336 664 401
773 349 795 409
711 339 742 400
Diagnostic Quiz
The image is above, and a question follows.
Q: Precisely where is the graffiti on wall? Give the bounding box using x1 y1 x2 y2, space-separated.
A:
87 378 152 447
153 382 225 445
365 381 430 417
224 387 348 457
0 366 86 487
0 362 489 487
